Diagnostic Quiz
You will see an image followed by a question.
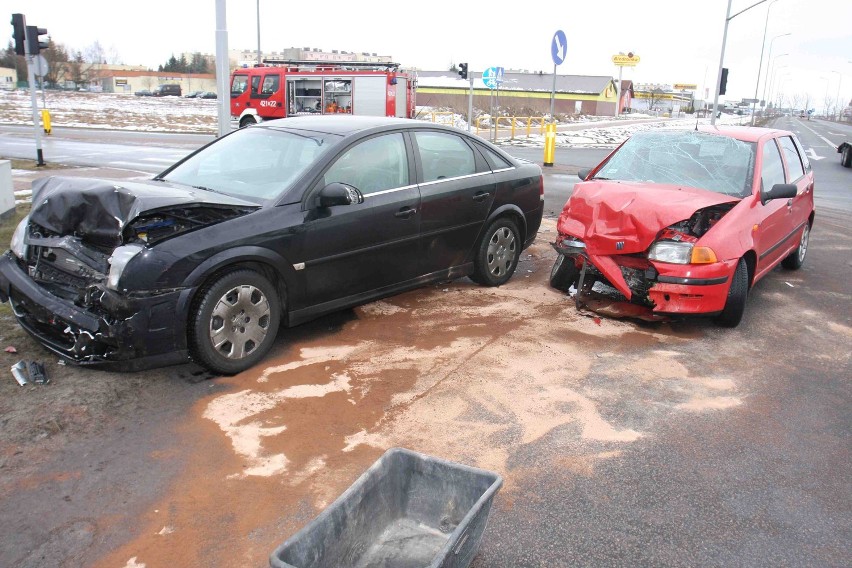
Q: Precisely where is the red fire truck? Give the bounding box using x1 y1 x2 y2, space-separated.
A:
229 60 416 129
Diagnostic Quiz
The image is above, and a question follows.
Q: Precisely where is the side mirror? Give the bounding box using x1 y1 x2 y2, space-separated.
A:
577 168 590 181
761 183 797 205
318 182 364 208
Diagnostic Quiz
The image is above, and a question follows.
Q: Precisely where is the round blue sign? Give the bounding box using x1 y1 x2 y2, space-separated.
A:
551 30 567 66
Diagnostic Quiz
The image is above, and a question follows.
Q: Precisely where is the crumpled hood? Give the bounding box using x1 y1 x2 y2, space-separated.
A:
29 176 259 247
556 180 739 254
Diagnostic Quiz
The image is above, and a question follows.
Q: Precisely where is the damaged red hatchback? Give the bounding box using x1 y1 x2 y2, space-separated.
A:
551 126 814 326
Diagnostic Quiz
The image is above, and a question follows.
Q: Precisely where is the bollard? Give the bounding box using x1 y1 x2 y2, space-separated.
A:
40 109 51 135
543 122 556 167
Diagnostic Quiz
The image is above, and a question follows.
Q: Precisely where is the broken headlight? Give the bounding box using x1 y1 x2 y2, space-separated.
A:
648 241 718 265
107 244 144 290
10 216 29 259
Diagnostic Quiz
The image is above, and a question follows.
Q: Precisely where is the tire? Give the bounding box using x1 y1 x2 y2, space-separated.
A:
842 146 852 168
550 253 579 292
715 258 748 328
189 269 281 375
781 223 810 270
239 115 257 128
470 217 521 287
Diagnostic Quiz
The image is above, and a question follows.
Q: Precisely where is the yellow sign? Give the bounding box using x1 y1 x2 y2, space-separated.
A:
673 83 697 91
612 54 640 66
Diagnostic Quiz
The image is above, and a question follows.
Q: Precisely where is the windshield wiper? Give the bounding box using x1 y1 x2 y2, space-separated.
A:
190 184 220 194
591 176 611 180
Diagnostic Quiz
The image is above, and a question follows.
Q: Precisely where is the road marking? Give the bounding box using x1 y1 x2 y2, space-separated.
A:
797 120 838 149
806 148 825 161
140 158 176 164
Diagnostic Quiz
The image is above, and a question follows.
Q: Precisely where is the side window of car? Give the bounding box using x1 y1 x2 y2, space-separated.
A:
261 74 280 95
761 140 786 191
791 135 811 171
414 132 476 182
778 136 805 182
474 142 513 171
250 76 261 95
323 133 409 195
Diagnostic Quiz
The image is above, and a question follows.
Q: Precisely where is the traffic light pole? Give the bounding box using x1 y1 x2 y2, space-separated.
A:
23 28 45 166
467 75 473 133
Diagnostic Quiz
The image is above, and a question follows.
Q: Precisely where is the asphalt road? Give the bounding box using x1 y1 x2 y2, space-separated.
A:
0 120 849 567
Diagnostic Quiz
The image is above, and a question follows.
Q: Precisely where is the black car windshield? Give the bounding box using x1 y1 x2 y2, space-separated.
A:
593 131 756 197
161 127 340 200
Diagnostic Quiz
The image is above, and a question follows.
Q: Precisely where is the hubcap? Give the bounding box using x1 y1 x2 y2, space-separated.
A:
798 225 809 263
486 227 517 277
209 284 271 360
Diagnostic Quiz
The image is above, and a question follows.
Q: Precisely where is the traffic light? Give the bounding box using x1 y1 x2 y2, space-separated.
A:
11 13 26 56
719 67 729 96
26 25 49 56
458 62 468 80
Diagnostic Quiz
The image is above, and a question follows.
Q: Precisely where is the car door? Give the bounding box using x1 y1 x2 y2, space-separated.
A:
413 130 496 275
778 134 814 232
301 132 421 307
754 137 791 276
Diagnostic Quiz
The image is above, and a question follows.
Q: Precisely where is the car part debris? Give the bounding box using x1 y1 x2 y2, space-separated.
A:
11 361 28 385
10 360 49 386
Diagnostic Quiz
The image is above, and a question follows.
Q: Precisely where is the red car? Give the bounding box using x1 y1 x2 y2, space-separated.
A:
551 125 814 326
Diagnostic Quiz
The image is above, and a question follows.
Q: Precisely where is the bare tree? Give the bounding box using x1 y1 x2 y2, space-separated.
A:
41 40 69 87
789 93 804 115
823 95 835 119
645 88 666 113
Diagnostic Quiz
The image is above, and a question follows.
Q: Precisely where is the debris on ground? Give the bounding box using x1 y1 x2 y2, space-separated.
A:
10 360 49 386
5 346 18 353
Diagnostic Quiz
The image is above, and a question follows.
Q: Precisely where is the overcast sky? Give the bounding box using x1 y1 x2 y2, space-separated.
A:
6 0 851 110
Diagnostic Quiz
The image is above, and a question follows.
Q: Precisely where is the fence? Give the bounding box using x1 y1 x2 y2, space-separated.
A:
475 116 547 140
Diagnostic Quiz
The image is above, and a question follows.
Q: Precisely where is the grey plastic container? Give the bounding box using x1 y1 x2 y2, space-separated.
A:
269 447 503 568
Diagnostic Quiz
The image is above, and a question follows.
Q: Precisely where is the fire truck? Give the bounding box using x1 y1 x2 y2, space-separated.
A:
229 60 416 129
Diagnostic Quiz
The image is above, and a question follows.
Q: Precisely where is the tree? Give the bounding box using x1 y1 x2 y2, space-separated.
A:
1 41 26 82
67 51 86 89
189 52 209 74
41 39 70 87
645 88 666 112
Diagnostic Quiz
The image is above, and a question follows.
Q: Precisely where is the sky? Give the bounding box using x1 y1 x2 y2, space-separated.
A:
6 0 852 112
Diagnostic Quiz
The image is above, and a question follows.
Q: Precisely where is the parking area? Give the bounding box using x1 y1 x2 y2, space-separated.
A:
0 167 849 565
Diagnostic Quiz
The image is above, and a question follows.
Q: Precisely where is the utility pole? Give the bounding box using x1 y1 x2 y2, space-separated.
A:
215 0 230 137
256 0 261 66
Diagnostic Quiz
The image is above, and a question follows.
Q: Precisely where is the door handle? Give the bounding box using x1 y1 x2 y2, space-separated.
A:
472 192 491 202
394 207 416 219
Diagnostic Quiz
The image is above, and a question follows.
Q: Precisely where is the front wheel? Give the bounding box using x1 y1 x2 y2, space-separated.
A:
189 269 281 375
781 223 810 270
470 218 520 286
715 258 748 328
239 115 257 128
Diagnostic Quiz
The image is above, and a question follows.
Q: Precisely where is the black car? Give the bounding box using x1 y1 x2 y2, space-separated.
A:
134 89 152 97
0 117 544 374
199 91 217 99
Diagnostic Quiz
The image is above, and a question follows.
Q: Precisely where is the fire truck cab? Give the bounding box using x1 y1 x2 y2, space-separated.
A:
229 60 416 129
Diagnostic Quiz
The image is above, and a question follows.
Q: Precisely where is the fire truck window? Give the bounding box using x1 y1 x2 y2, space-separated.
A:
261 75 280 95
250 76 261 95
230 75 248 95
414 132 476 182
323 134 409 195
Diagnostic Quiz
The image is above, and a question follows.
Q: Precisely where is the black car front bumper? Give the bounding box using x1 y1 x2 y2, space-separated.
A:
0 252 193 371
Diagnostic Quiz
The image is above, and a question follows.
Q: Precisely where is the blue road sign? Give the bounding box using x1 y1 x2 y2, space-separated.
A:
482 66 504 89
551 30 567 66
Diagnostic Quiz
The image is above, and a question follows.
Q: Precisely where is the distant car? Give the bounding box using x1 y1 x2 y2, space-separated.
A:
184 90 204 98
838 142 852 167
551 126 814 327
134 89 152 97
199 91 217 99
152 84 182 97
0 116 544 374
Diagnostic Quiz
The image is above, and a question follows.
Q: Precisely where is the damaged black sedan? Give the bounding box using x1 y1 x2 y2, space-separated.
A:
0 116 544 374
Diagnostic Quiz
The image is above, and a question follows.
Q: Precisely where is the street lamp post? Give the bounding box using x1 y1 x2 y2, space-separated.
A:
751 0 780 125
768 63 787 111
819 76 830 116
832 70 842 121
760 32 791 114
712 0 770 126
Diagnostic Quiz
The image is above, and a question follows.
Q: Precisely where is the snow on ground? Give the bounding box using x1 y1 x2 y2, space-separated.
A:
2 89 749 149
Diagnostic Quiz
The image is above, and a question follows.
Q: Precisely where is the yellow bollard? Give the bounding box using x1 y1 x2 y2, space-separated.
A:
543 122 556 167
41 109 52 135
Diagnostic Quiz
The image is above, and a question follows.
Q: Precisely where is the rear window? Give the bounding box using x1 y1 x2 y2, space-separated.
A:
592 131 756 197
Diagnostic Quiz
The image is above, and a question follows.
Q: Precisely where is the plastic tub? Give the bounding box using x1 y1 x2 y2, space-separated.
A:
269 447 503 568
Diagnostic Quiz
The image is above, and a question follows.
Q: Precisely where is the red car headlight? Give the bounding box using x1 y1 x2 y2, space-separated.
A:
648 241 717 264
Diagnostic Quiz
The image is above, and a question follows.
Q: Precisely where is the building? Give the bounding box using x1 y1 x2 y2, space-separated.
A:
85 69 216 94
414 71 621 117
0 67 15 90
632 83 695 113
230 47 393 69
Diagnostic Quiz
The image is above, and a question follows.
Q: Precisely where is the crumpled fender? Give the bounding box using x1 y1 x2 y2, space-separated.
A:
557 181 739 256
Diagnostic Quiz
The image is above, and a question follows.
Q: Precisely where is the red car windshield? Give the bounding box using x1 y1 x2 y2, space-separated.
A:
592 131 756 198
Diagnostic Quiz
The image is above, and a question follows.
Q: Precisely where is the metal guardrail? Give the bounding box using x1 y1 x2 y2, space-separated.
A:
475 116 547 139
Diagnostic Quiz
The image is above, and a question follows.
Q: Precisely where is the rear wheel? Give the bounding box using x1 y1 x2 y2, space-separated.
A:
239 115 257 128
470 217 520 287
189 269 281 375
842 146 852 167
781 223 810 269
550 254 579 292
715 258 748 328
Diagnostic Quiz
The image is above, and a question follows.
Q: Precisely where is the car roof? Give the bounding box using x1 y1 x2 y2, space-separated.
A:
696 124 795 143
261 115 460 137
